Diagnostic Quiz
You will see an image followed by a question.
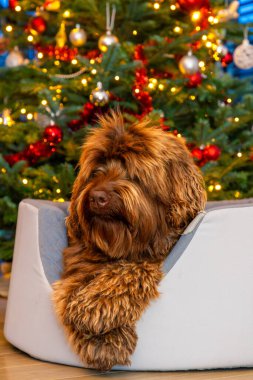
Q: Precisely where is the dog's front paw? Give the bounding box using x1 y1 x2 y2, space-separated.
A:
73 325 137 371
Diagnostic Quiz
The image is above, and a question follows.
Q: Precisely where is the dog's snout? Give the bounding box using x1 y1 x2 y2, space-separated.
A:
89 190 109 208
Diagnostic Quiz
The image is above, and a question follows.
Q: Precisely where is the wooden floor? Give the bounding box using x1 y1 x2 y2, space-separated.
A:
1 280 253 380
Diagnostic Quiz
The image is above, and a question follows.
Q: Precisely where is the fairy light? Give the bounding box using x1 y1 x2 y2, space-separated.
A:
81 78 88 86
202 35 207 41
133 30 138 35
21 108 26 114
213 17 219 24
56 88 61 94
27 113 33 120
37 52 43 59
191 11 201 22
27 35 34 42
39 189 43 193
153 2 160 10
170 87 176 93
42 68 47 73
56 188 61 194
190 95 196 100
0 117 3 124
15 5 21 11
177 133 182 138
71 59 78 65
208 16 214 23
205 41 212 48
6 25 13 32
54 60 60 66
237 152 242 157
234 117 239 122
234 191 240 198
208 185 214 192
158 84 164 91
135 88 140 94
195 26 201 31
227 98 232 104
1 168 7 174
215 184 222 191
115 75 120 81
41 100 47 106
63 10 71 18
170 4 176 10
91 68 97 75
22 178 28 185
173 26 182 33
90 59 95 64
199 61 205 68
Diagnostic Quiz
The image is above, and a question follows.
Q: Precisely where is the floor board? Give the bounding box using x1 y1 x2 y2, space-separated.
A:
1 279 253 380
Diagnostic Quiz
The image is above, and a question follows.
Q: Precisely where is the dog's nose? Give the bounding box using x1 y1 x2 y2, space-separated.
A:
89 190 109 208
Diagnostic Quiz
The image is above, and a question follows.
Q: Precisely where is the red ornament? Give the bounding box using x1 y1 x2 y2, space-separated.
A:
68 119 83 131
203 144 221 161
31 16 47 34
4 152 24 166
187 72 202 88
43 125 63 145
177 0 209 11
9 0 17 9
221 52 233 67
191 147 203 161
24 141 54 164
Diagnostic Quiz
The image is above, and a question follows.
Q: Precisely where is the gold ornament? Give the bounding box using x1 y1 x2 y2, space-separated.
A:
89 82 109 106
218 0 239 23
69 24 87 47
98 30 119 52
56 21 67 48
44 0 61 12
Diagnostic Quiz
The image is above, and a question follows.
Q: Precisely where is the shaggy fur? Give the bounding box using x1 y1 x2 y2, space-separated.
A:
53 112 206 371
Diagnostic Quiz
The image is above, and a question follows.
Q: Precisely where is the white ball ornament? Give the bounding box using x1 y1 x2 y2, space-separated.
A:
233 38 253 70
69 24 87 47
6 47 24 67
98 30 119 52
89 82 109 106
179 50 199 75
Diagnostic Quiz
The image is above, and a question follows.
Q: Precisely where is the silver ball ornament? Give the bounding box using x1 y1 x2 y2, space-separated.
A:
69 24 87 47
90 82 109 106
98 30 119 52
179 51 199 75
216 41 228 57
6 47 24 68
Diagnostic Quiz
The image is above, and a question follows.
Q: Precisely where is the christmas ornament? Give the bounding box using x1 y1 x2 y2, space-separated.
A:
203 144 221 161
221 52 233 67
44 0 60 12
218 0 239 23
187 72 202 87
9 0 17 9
68 118 83 131
1 109 13 125
233 29 253 70
43 124 63 145
24 141 54 163
177 0 209 12
37 44 78 62
69 24 87 47
56 21 67 48
90 82 109 106
216 40 228 57
191 147 203 161
6 46 24 67
31 16 47 34
179 51 199 75
98 2 119 52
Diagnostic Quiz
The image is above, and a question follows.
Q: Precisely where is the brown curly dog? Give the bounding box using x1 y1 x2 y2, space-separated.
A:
53 111 206 371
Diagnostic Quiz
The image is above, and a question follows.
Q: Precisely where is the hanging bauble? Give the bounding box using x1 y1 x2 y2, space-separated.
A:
98 30 119 52
69 24 87 47
221 52 233 67
203 145 221 161
216 41 228 57
217 0 239 23
233 38 253 70
177 0 209 12
9 0 17 9
187 72 202 88
68 118 83 131
24 141 54 163
6 47 24 67
179 51 199 75
43 124 63 145
90 82 109 106
56 21 67 48
31 16 47 34
44 0 60 12
191 147 203 161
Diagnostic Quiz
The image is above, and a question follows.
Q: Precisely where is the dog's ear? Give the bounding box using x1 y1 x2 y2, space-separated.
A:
164 135 206 230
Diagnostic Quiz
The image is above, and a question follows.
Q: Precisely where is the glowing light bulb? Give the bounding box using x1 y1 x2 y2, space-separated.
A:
199 61 205 68
191 11 201 22
173 26 182 33
63 10 71 18
22 178 28 185
208 185 214 192
21 108 26 114
115 75 120 81
170 87 176 93
41 100 47 106
158 84 164 91
91 69 97 75
27 113 33 120
6 25 13 32
237 152 242 157
71 59 78 65
153 2 160 10
234 117 239 122
56 188 61 194
54 60 60 66
81 78 87 86
227 98 232 104
190 95 196 100
37 52 43 59
15 5 21 12
27 35 34 42
215 184 222 191
133 30 138 35
170 4 176 10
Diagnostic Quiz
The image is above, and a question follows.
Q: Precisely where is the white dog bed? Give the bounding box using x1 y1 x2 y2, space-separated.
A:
4 198 253 371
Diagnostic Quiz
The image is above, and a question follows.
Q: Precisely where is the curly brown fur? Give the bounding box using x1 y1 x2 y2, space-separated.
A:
52 111 206 371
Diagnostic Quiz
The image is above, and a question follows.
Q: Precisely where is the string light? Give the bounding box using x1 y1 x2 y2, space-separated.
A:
227 98 232 104
170 87 177 93
199 61 205 68
27 113 33 120
22 178 28 185
208 185 214 192
91 68 97 75
63 10 71 18
42 68 48 73
90 59 95 64
234 117 239 122
170 4 177 11
153 2 160 10
208 16 214 23
81 78 88 86
133 30 138 35
202 35 207 41
115 75 120 81
1 168 7 174
205 41 212 48
27 35 34 42
191 11 201 22
56 198 65 202
5 25 13 32
56 188 61 194
56 88 61 94
37 52 43 59
237 152 242 157
54 60 60 66
173 26 182 33
148 82 155 89
190 95 196 100
41 100 47 106
195 26 201 31
135 88 140 94
15 5 22 11
215 184 222 191
234 191 240 198
71 59 78 65
177 133 182 138
158 84 164 91
20 108 26 114
0 117 3 124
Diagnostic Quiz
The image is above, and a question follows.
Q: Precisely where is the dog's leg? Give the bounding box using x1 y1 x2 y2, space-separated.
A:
53 261 162 370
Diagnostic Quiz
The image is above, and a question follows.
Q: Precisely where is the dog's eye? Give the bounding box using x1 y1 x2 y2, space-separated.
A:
88 168 104 179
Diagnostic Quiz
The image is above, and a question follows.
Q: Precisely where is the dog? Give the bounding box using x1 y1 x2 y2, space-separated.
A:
53 111 206 371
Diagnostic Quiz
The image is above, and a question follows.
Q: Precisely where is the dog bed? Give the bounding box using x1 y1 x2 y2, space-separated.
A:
4 198 253 370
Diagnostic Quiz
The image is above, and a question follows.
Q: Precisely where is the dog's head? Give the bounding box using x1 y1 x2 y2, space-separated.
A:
67 111 206 261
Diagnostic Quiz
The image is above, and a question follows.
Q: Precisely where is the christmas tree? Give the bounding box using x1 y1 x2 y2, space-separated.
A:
0 0 253 259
